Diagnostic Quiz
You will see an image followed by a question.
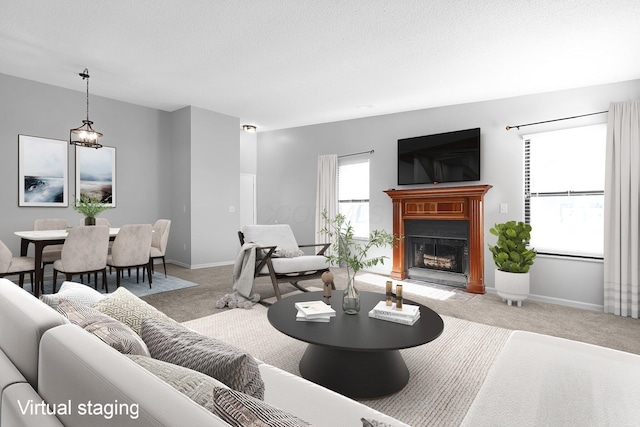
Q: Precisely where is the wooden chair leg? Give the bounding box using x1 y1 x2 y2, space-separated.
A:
266 258 282 300
18 273 24 288
147 262 152 288
162 256 167 278
116 268 121 288
52 270 58 293
102 269 108 293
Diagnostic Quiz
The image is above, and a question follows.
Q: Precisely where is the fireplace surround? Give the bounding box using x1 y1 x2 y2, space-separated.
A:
384 184 492 294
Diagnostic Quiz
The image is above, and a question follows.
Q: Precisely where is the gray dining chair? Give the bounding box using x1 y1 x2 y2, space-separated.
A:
52 225 110 293
0 239 36 292
34 218 71 268
107 224 153 288
150 219 171 277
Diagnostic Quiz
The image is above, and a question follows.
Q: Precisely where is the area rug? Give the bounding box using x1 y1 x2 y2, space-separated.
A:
182 304 512 426
33 272 199 298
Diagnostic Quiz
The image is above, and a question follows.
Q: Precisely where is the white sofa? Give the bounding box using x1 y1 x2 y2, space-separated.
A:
462 330 640 426
0 279 407 427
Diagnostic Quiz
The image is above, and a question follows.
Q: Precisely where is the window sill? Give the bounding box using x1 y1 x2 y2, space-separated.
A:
537 252 603 263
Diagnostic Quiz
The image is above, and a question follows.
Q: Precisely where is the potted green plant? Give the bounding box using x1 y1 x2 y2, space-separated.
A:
487 221 537 307
73 194 112 225
320 211 396 314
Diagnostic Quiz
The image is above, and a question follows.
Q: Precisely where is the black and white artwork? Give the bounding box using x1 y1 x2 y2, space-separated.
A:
18 135 68 207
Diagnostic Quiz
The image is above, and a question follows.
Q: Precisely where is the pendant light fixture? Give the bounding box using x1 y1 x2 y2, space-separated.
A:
70 68 103 149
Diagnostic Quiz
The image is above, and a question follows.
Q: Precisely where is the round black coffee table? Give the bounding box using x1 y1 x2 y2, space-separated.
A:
267 290 444 398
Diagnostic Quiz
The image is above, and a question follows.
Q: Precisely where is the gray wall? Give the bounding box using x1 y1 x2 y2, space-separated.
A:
190 107 240 267
0 73 241 268
256 79 640 310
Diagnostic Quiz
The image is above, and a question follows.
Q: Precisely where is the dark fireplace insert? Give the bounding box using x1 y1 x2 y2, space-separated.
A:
404 220 469 287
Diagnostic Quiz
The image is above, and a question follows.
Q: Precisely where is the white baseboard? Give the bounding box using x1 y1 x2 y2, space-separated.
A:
485 286 604 312
166 259 234 270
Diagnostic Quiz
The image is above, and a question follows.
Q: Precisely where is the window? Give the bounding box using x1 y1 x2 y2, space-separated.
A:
338 158 369 238
524 124 606 258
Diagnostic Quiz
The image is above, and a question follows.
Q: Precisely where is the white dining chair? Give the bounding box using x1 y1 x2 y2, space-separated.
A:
0 239 36 292
150 219 171 277
107 224 153 288
33 218 71 266
52 225 110 293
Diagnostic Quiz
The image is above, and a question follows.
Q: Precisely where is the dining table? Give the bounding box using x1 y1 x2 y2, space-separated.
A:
14 228 120 298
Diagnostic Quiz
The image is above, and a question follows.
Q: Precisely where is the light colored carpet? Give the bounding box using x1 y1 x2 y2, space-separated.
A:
182 304 512 426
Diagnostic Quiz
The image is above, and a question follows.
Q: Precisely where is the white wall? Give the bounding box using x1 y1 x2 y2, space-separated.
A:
256 79 640 310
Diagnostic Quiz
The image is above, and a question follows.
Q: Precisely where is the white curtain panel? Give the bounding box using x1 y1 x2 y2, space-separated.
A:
315 154 337 251
604 100 640 317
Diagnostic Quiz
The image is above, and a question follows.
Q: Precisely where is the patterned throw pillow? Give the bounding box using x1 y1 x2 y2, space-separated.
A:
92 286 178 336
56 299 150 356
361 418 395 427
213 387 311 427
141 318 265 400
126 355 229 412
40 281 106 309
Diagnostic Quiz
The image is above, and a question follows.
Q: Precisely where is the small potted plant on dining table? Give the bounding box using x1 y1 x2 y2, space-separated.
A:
73 194 112 225
320 211 396 314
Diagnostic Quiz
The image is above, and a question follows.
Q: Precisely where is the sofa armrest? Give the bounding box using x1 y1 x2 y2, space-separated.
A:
259 363 410 427
38 325 229 427
1 383 64 427
461 331 640 427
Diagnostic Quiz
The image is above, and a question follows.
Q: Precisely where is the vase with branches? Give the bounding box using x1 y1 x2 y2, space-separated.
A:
73 194 112 225
320 211 396 314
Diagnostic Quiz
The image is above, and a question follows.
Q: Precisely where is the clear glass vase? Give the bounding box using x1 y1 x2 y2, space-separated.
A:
342 275 360 314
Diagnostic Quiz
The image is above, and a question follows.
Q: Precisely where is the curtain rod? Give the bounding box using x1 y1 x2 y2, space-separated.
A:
505 110 608 131
338 149 375 158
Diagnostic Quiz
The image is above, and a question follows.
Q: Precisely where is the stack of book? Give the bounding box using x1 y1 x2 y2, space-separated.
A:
295 301 336 322
368 301 421 326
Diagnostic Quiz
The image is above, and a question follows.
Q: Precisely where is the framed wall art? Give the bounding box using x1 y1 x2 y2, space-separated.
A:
75 145 116 207
18 135 68 207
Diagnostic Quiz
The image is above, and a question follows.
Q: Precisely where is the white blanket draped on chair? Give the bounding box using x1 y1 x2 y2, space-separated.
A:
216 242 261 309
604 100 640 318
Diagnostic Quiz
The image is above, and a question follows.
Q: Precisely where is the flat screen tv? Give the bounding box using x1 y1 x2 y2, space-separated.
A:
397 127 480 185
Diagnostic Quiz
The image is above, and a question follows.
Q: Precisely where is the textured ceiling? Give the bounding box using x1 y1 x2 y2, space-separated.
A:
1 0 639 131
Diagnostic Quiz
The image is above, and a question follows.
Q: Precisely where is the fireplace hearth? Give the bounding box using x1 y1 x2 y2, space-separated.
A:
385 185 492 294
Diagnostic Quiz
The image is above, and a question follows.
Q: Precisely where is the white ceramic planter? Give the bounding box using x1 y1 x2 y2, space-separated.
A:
494 269 530 307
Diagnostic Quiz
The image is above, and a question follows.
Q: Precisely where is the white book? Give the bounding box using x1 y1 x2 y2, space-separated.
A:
294 301 336 319
368 310 420 326
296 310 331 322
371 301 420 319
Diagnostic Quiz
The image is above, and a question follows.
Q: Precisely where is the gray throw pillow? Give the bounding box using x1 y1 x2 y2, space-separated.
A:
56 299 150 356
213 387 311 427
126 355 229 412
141 318 265 400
